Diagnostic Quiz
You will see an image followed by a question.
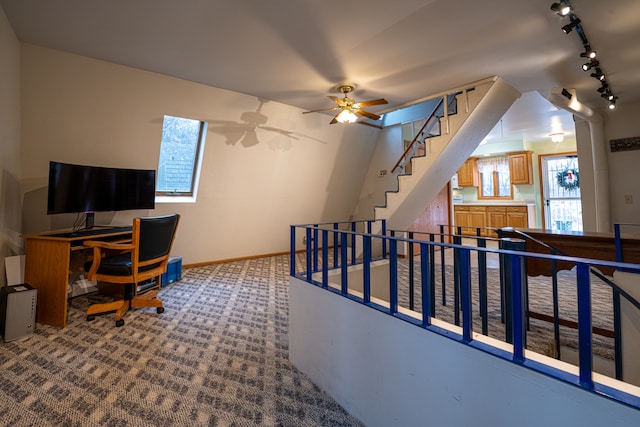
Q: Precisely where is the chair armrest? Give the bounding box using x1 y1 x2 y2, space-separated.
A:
83 239 134 251
84 239 135 280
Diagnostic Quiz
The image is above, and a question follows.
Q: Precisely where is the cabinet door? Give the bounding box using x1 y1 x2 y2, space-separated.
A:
506 206 529 228
508 151 533 184
486 207 507 237
457 158 478 187
469 208 487 236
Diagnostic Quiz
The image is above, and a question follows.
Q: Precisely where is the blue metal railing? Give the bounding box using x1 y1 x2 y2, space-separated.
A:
290 221 640 409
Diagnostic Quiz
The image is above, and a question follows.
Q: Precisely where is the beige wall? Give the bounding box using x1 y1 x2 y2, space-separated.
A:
603 102 640 226
0 7 21 286
19 44 379 264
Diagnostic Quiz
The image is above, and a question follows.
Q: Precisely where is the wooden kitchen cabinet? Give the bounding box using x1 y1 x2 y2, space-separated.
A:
508 151 533 184
453 205 487 236
506 206 529 228
454 204 535 236
457 157 478 187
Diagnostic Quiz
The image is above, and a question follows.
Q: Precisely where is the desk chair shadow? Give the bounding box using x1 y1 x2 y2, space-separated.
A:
83 214 180 327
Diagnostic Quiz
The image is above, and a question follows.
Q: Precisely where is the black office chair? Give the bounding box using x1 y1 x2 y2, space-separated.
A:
84 214 180 327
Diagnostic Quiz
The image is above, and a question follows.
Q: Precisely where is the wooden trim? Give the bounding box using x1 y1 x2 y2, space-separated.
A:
529 310 614 338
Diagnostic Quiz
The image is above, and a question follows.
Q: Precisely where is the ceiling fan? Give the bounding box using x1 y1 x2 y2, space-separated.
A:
303 84 388 124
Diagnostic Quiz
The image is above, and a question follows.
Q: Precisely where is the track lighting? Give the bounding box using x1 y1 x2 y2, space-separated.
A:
580 47 596 59
562 17 580 34
552 1 618 109
551 2 571 16
590 68 605 81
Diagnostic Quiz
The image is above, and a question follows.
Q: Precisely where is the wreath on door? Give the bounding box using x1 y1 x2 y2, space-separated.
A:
556 167 579 190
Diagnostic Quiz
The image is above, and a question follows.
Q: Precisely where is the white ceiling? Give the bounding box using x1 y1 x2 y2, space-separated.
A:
3 0 640 143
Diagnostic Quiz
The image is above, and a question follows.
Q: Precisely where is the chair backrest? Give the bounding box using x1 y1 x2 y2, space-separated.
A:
135 214 180 264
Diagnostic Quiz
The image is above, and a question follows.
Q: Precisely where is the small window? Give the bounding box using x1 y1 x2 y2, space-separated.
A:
477 156 511 199
156 115 207 197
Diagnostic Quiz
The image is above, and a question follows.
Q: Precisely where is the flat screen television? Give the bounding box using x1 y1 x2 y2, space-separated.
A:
47 161 156 229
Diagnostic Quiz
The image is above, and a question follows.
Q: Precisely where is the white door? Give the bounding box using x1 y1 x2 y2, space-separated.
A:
541 154 583 232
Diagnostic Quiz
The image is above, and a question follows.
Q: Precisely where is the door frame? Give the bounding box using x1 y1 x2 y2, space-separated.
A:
537 151 580 230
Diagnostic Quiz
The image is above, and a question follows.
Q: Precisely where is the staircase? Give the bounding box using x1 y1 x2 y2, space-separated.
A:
374 77 521 230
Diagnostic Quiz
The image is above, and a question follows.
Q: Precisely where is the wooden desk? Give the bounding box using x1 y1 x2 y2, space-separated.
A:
22 227 131 328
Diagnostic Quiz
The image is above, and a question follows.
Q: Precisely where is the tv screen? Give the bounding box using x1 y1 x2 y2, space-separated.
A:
47 161 156 215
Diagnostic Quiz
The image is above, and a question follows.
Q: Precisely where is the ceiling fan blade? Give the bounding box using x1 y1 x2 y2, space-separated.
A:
329 112 341 124
328 96 347 107
355 109 381 121
302 107 339 114
356 98 388 107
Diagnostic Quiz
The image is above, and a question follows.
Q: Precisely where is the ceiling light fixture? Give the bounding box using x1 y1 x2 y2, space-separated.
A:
550 133 565 143
552 1 618 109
562 16 580 34
581 60 599 71
335 109 358 123
590 68 605 81
580 46 597 59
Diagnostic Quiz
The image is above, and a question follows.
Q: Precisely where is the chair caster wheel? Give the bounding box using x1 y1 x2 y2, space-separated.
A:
87 315 96 321
157 307 165 314
116 319 125 327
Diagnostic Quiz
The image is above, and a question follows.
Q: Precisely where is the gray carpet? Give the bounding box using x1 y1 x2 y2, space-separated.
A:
393 255 615 361
0 255 365 427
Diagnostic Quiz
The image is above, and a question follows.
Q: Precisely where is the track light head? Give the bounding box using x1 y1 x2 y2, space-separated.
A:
597 82 609 93
551 2 571 16
608 100 617 110
562 17 581 34
590 68 605 81
580 47 597 59
582 60 599 71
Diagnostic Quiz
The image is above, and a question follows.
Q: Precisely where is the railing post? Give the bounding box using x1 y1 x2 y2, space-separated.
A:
313 225 319 272
390 238 398 315
290 226 296 277
306 228 312 282
363 234 372 303
420 242 431 326
341 232 348 295
351 221 357 265
381 220 387 258
507 249 526 363
577 263 594 389
333 222 339 268
408 231 415 310
501 239 526 346
321 229 329 289
459 247 473 343
477 237 488 335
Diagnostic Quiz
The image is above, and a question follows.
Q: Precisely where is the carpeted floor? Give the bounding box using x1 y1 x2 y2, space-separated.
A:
0 255 365 427
0 251 618 426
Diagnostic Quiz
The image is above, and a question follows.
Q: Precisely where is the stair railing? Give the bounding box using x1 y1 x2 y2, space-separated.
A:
501 226 640 381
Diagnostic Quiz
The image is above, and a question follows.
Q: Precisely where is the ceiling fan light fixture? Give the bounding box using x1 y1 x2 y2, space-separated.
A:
336 109 358 123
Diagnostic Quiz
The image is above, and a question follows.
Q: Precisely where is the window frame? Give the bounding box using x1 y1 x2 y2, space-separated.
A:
477 155 513 200
155 116 207 200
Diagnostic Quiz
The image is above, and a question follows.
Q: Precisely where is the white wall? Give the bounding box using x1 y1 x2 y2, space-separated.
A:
289 277 640 427
19 44 379 264
0 6 22 286
603 101 640 225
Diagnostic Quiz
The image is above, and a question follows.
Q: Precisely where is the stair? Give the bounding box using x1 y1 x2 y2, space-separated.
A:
374 77 521 231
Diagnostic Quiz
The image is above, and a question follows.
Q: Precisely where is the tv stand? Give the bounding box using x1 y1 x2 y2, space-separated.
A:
22 226 132 327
